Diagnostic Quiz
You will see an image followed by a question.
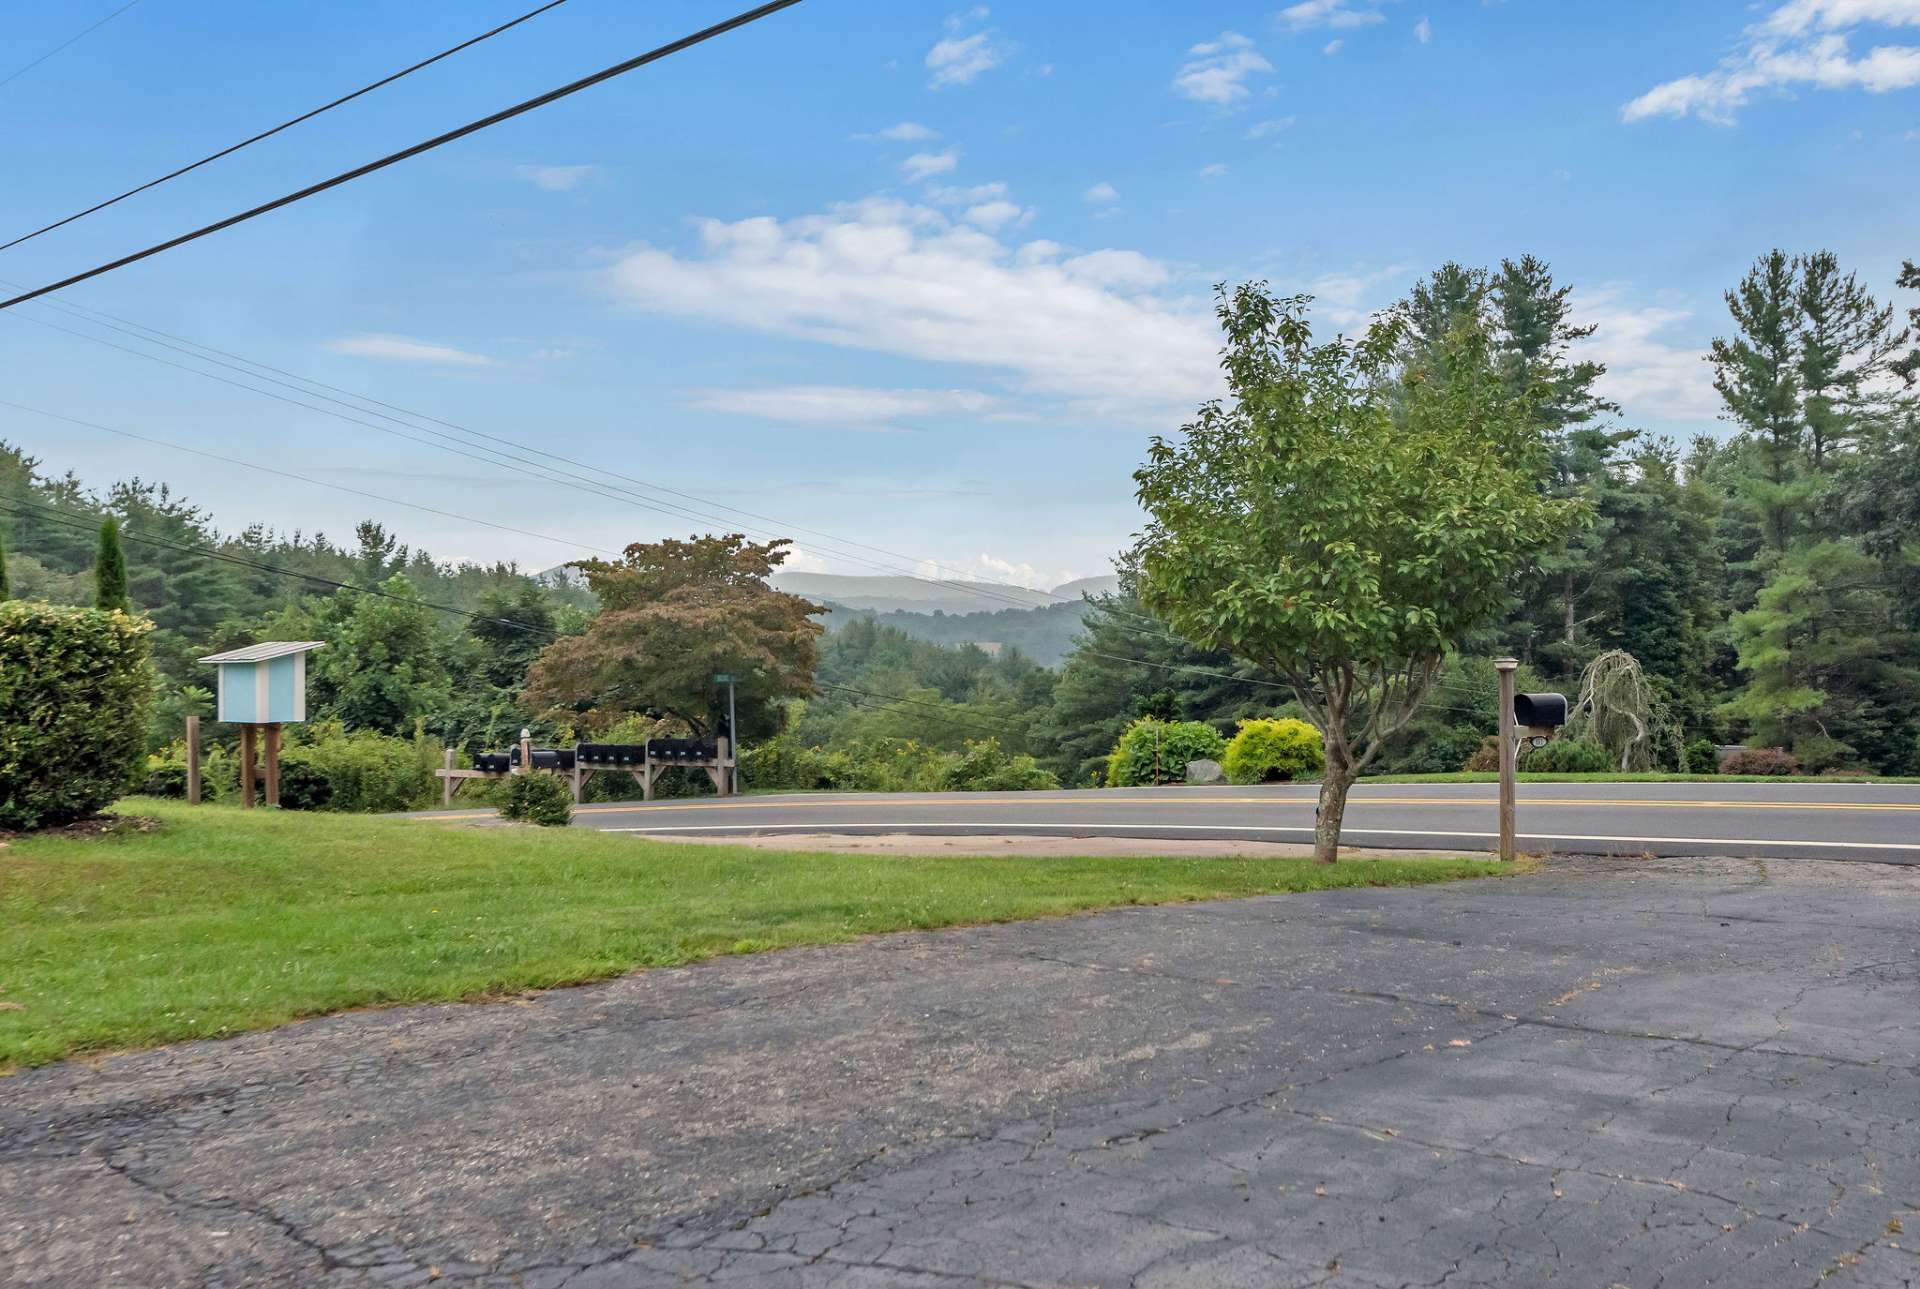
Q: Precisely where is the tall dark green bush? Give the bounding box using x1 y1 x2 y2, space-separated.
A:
94 518 130 613
1519 738 1611 773
502 771 573 826
0 601 153 829
1684 738 1719 775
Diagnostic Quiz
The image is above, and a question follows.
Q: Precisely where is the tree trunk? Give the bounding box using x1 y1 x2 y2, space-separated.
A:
1315 761 1355 865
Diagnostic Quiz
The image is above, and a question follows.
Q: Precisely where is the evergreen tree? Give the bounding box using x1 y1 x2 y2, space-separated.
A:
94 517 130 612
0 527 10 601
1710 251 1807 559
1887 259 1917 386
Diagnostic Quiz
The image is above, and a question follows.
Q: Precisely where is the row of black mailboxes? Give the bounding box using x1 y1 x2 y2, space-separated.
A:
473 741 724 773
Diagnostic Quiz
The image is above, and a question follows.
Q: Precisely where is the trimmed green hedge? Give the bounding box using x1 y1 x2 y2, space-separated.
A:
1222 717 1325 784
0 601 154 830
503 771 573 826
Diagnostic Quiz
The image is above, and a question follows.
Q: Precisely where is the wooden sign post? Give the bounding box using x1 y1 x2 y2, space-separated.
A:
185 715 203 806
1495 657 1518 862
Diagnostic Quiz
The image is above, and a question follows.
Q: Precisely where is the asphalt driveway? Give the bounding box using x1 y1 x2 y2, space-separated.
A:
5 854 1919 1287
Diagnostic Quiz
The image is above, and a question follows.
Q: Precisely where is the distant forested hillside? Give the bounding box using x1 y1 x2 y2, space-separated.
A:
815 599 1092 667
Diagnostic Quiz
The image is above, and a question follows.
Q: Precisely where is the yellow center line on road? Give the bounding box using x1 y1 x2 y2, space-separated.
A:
407 793 1920 821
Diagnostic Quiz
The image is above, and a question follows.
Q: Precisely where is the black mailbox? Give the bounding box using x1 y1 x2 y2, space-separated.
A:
1513 693 1569 728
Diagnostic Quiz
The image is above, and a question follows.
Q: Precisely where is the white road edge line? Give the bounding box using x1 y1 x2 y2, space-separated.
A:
599 823 1920 852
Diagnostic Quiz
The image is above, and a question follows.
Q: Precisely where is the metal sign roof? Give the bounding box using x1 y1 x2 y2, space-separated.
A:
197 641 327 665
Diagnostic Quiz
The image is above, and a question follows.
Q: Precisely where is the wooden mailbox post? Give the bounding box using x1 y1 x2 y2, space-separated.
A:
197 642 324 807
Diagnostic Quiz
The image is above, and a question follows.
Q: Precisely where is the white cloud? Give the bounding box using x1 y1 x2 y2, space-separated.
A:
1279 0 1388 31
1200 162 1230 177
1415 16 1432 43
1172 31 1274 104
605 197 1220 423
324 334 493 367
1623 0 1920 123
1573 289 1722 424
925 180 1007 206
687 385 1005 430
1084 181 1121 203
1323 39 1345 55
1305 265 1409 328
919 551 1076 591
858 121 938 142
927 28 1010 88
901 150 960 181
963 199 1029 231
513 164 600 192
1246 116 1296 139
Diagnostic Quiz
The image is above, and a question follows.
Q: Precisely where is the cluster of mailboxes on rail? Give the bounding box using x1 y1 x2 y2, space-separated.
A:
471 740 724 774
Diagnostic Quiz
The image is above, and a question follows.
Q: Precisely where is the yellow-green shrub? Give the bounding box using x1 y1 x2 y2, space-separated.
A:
1222 717 1325 784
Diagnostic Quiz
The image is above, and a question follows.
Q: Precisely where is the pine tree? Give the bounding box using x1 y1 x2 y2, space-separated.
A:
1710 251 1807 559
94 517 130 612
0 527 10 601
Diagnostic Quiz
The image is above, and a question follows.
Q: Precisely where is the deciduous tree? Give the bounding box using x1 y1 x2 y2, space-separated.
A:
525 534 822 739
1134 283 1583 861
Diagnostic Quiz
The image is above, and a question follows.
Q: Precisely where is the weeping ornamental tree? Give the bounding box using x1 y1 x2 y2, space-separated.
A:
1562 649 1685 772
1135 284 1585 862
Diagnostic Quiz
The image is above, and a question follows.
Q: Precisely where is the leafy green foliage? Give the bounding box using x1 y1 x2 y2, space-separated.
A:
1519 739 1610 773
1104 719 1228 787
0 602 154 829
503 772 573 827
1684 739 1719 775
1134 283 1584 856
527 535 821 740
1222 718 1325 784
940 739 1058 791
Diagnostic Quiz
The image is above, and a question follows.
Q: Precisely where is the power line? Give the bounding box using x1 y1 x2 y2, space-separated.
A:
0 397 623 559
0 0 805 311
6 294 1090 615
0 0 142 91
1 0 571 253
0 494 556 636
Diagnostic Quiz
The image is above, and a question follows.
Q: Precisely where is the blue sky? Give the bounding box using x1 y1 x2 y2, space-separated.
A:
2 0 1917 588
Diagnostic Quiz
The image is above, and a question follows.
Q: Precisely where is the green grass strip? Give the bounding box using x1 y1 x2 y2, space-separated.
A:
0 799 1500 1069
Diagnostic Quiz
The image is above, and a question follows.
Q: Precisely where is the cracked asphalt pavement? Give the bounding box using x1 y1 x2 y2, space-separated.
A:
6 854 1920 1287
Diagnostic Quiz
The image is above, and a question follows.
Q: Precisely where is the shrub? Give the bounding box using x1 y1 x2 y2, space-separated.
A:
940 739 1058 792
277 722 439 812
141 764 189 799
1684 738 1718 775
1105 719 1228 787
1791 735 1854 775
1519 738 1611 773
1461 736 1501 773
0 602 154 830
1222 718 1325 784
741 733 848 791
1721 746 1801 776
502 771 573 826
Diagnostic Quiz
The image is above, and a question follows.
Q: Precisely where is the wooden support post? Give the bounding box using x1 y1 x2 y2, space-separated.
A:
239 724 257 809
717 736 732 797
443 748 456 808
517 728 531 776
571 747 583 803
264 723 282 807
185 715 203 806
1495 658 1518 862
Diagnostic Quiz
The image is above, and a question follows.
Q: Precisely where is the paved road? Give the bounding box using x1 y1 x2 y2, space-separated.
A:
423 781 1920 862
6 854 1919 1286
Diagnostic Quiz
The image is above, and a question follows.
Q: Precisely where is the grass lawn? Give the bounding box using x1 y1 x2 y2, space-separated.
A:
1360 771 1920 785
0 799 1500 1070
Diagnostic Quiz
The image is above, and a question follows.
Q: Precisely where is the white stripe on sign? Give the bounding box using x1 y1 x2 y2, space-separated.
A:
599 822 1920 853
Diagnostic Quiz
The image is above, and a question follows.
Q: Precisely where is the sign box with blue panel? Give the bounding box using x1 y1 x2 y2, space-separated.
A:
199 641 324 724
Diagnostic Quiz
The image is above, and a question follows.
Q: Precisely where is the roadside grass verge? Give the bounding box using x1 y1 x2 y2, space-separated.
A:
1359 772 1920 786
0 799 1500 1069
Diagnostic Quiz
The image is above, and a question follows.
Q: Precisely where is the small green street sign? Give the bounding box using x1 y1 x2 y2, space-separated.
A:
713 673 735 684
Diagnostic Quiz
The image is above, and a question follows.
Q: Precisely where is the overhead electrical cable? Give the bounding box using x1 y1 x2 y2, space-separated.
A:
0 0 805 310
1 0 572 252
0 397 623 559
0 0 142 91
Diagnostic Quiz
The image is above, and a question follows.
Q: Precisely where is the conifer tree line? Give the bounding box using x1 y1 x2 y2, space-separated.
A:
1 247 1916 782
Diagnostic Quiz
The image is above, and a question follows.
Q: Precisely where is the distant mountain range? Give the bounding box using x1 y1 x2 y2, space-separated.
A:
771 572 1120 617
768 572 1124 667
